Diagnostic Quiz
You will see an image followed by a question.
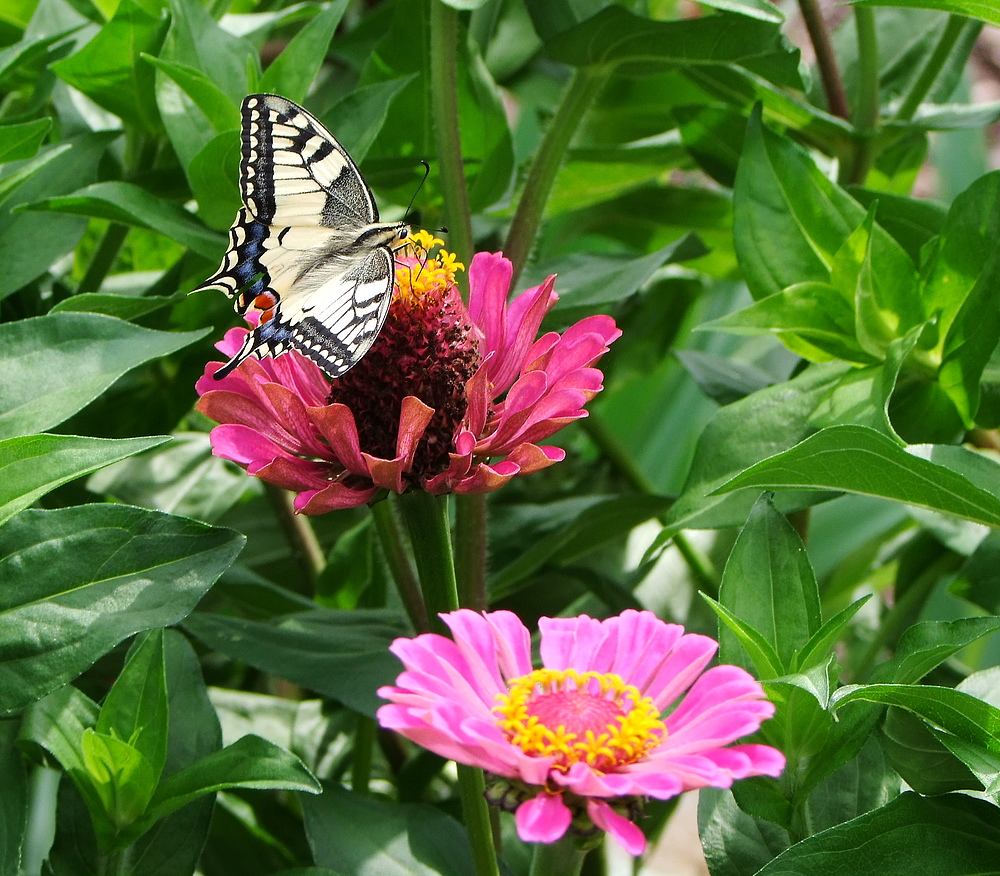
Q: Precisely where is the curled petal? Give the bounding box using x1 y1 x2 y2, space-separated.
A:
587 801 646 856
515 794 572 845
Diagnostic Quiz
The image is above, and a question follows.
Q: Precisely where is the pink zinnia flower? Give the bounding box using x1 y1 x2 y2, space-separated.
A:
195 233 620 513
377 609 785 855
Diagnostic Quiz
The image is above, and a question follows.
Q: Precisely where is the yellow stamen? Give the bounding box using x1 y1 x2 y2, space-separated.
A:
493 668 666 774
395 230 465 305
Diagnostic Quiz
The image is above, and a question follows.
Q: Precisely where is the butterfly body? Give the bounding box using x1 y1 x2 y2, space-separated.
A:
198 93 408 380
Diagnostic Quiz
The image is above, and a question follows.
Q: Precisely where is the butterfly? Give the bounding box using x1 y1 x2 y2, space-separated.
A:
197 93 410 380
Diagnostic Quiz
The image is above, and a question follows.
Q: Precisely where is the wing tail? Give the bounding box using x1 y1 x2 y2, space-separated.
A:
213 330 259 380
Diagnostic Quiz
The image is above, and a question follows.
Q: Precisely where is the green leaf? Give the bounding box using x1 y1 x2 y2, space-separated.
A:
674 104 747 188
716 424 1000 528
0 505 244 715
757 792 1000 874
546 8 785 72
257 0 348 102
734 106 918 308
187 131 241 230
0 118 51 163
0 719 26 876
19 180 226 260
0 433 167 527
925 171 1000 423
848 0 1000 27
49 291 183 320
80 729 157 847
666 362 853 530
304 781 475 876
316 518 373 610
147 735 319 824
527 234 708 312
794 596 871 672
699 787 791 876
690 0 784 22
0 133 111 301
701 594 784 680
317 76 415 164
870 617 1000 684
675 349 775 406
183 608 409 717
97 631 169 784
832 684 1000 754
141 54 239 135
0 313 207 439
718 494 821 672
51 0 167 132
19 686 100 780
848 187 947 264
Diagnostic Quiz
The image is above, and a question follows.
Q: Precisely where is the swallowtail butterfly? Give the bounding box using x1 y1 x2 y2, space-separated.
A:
197 93 409 380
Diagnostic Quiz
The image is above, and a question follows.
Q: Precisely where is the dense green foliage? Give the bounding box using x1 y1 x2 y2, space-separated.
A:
4 0 1000 873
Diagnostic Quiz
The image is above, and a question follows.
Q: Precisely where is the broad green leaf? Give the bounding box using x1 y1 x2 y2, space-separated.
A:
666 362 854 530
187 131 241 230
0 433 167 527
0 133 111 301
19 686 100 780
927 171 1000 423
51 0 166 132
316 518 373 610
716 424 1000 528
691 0 783 22
97 631 169 784
733 107 918 310
49 292 183 320
257 0 347 101
794 597 871 672
847 187 947 264
19 180 226 260
0 505 244 715
701 281 871 364
674 104 747 188
0 119 51 163
871 618 1000 684
0 26 82 87
698 787 791 876
546 8 785 72
141 54 240 134
154 0 257 169
954 533 1000 613
718 495 821 672
0 719 26 876
184 609 409 716
891 100 1000 130
0 313 207 439
490 494 672 600
675 349 775 406
832 684 1000 754
317 75 416 164
304 781 475 876
147 735 319 824
527 234 708 312
848 0 1000 27
756 792 1000 874
881 707 980 795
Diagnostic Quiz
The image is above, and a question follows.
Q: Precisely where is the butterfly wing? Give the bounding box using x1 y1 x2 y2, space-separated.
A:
197 93 404 380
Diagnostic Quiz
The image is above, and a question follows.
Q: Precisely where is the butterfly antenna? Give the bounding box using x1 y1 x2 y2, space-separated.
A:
404 160 431 221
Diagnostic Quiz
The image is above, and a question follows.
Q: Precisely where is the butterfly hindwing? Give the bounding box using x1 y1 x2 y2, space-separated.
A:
196 93 409 380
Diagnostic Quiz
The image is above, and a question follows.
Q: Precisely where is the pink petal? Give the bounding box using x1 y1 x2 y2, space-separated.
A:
587 800 646 856
296 481 378 513
515 793 572 845
308 403 370 477
538 615 608 670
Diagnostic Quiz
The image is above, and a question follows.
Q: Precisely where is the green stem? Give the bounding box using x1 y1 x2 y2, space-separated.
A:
352 714 375 795
396 492 500 876
457 765 502 876
264 483 325 596
528 832 588 876
77 222 129 295
371 497 430 633
398 491 459 629
455 493 488 609
504 67 605 285
797 0 849 120
844 6 879 186
429 0 474 284
893 14 968 122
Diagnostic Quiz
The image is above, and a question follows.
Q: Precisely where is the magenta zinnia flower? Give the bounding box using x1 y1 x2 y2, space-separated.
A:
195 234 620 513
377 609 784 855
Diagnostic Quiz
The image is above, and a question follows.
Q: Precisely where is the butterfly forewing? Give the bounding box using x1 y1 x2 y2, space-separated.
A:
197 93 408 380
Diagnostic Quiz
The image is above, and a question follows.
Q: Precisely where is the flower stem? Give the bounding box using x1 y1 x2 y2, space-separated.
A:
457 765 502 876
844 6 879 185
797 0 849 120
77 222 129 295
371 497 430 633
455 493 488 610
528 833 588 876
893 14 969 122
264 482 325 595
397 491 500 876
429 0 474 284
504 67 605 285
